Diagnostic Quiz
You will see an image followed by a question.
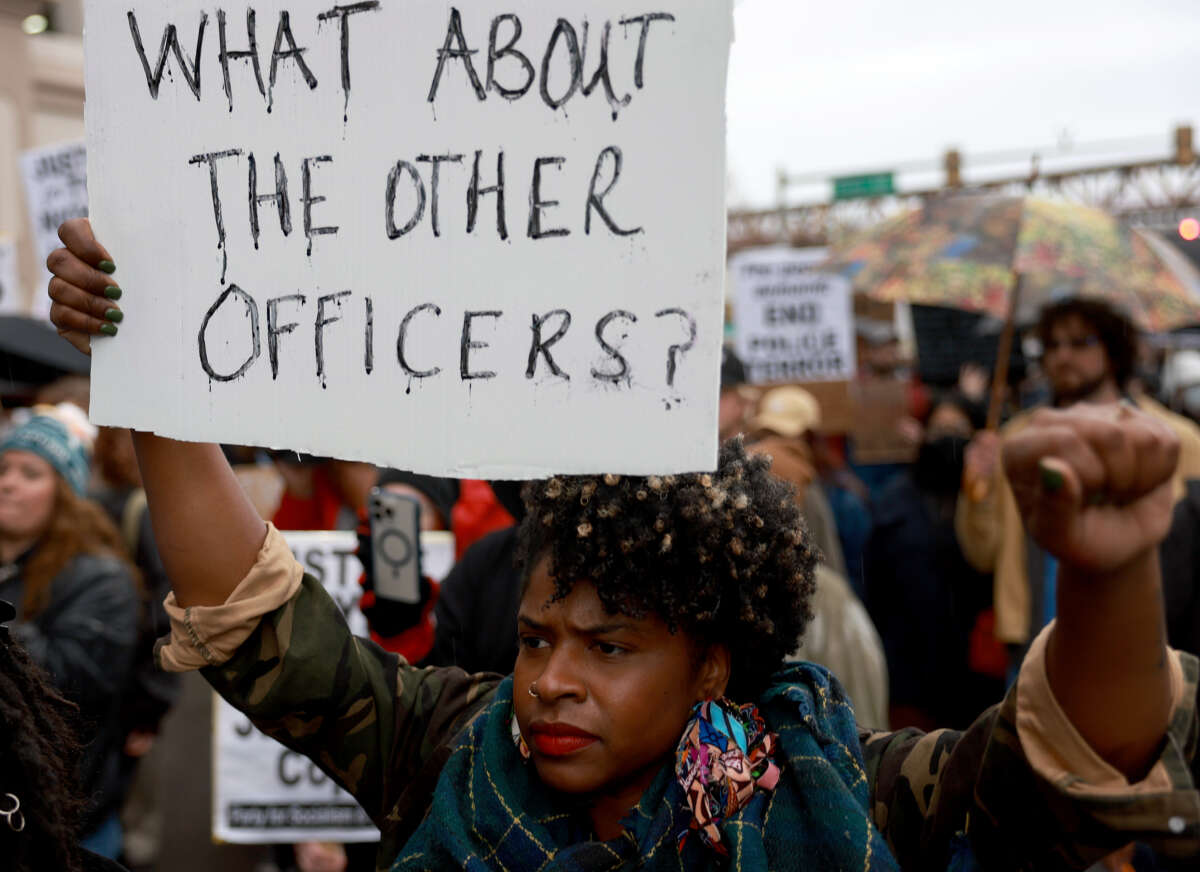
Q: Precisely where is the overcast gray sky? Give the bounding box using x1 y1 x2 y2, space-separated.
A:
727 0 1200 209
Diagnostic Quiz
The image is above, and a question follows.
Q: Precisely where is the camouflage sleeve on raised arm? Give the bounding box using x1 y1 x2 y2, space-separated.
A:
861 721 982 870
863 655 1200 871
201 574 501 832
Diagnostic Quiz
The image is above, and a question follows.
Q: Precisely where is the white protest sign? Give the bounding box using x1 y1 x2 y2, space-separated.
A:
20 141 89 320
0 237 21 316
731 247 856 384
213 529 455 844
85 1 732 477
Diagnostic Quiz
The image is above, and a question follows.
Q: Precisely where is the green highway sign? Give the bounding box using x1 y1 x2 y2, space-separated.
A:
832 172 895 201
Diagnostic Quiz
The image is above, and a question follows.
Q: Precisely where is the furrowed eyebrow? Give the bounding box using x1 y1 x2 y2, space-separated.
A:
516 615 640 636
572 621 639 636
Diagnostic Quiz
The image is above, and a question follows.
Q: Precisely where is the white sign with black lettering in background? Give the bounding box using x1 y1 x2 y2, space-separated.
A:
20 141 88 319
212 529 455 845
731 247 856 384
84 1 733 477
0 237 21 316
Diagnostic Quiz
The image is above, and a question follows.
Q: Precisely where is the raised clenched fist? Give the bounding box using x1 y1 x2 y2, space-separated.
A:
1003 403 1179 574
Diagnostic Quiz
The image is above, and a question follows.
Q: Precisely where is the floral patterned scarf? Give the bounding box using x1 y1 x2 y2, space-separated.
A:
674 699 781 855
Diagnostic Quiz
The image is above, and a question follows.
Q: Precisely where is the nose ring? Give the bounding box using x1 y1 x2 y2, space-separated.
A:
528 681 540 699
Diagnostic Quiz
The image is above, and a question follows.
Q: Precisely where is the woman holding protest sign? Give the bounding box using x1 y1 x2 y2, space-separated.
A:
46 216 1199 869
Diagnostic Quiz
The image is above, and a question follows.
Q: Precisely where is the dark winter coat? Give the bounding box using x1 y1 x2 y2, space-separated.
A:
82 849 130 871
421 526 521 676
92 487 180 734
1162 478 1200 659
865 473 998 728
0 553 139 832
1160 476 1200 811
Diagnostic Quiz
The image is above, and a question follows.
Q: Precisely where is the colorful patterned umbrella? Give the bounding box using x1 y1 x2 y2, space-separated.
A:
829 193 1200 332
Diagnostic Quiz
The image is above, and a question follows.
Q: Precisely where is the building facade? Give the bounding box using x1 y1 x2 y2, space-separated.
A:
1 0 84 313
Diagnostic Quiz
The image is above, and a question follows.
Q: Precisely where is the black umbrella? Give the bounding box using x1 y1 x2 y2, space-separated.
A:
0 315 89 397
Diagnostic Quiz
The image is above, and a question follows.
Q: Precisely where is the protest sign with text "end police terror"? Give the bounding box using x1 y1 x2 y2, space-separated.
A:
85 1 732 477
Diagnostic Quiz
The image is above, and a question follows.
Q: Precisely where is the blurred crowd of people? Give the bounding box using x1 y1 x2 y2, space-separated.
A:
3 292 1200 871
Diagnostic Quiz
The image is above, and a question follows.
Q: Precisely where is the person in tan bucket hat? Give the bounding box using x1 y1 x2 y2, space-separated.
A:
749 386 823 439
747 386 841 571
746 386 888 728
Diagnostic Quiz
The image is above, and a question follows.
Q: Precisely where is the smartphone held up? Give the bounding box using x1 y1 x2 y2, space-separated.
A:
367 488 423 605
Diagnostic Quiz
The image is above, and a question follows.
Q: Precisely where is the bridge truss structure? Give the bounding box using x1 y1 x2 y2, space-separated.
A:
728 128 1200 255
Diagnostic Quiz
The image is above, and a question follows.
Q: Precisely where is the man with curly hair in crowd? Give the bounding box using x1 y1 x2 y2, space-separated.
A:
958 298 1200 668
42 219 1200 870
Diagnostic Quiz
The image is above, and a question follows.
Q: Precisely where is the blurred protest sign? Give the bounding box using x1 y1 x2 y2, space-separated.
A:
797 380 854 434
850 380 917 465
84 1 732 477
212 529 454 845
19 141 88 319
731 247 856 384
0 237 20 315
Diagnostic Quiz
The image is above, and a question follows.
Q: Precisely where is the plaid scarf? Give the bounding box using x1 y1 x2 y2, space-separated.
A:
392 664 900 870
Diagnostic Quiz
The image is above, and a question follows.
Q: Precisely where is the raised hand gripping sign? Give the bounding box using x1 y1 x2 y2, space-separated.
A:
85 1 732 477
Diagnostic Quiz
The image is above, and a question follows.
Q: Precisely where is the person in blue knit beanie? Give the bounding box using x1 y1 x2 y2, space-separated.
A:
0 415 90 496
0 412 139 864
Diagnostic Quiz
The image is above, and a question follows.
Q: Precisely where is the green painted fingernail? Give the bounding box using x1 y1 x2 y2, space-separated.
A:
105 308 124 323
98 260 116 274
104 286 122 300
1040 464 1064 494
100 323 118 336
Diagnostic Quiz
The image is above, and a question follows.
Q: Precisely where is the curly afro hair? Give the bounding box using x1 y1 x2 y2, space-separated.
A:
1037 297 1138 389
0 635 86 872
514 437 817 702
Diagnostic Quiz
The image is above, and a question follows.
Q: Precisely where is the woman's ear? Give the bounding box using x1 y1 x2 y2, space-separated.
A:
696 644 732 701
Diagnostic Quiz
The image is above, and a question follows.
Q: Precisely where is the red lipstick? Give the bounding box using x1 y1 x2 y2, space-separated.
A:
528 722 598 757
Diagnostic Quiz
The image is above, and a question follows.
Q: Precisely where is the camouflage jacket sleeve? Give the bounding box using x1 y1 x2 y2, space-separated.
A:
202 574 501 835
862 652 1200 871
